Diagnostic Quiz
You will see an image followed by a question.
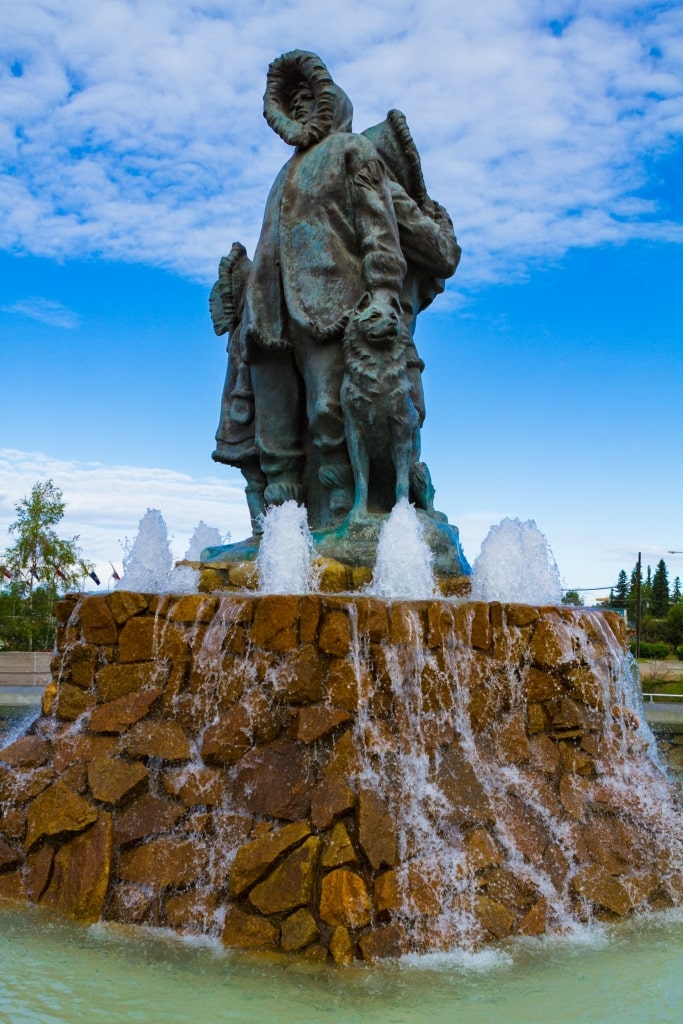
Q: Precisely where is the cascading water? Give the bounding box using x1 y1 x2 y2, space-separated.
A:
256 501 319 593
471 517 562 604
370 499 436 600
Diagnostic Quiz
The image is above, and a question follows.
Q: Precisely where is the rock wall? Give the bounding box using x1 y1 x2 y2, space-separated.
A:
1 592 682 962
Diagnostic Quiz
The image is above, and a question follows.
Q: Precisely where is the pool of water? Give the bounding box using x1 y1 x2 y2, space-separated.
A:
2 903 683 1023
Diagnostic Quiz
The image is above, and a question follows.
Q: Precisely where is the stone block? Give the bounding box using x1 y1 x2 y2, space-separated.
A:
123 720 191 762
55 683 96 722
250 595 299 650
79 597 118 644
41 812 113 923
201 704 253 766
65 644 99 688
116 794 185 845
25 780 98 850
168 595 218 623
571 864 632 916
0 735 51 769
311 776 356 830
295 706 353 744
358 923 407 960
319 868 372 928
222 905 279 949
319 610 352 657
87 755 148 805
272 644 323 704
229 820 311 898
232 740 314 820
249 836 321 914
119 617 156 662
321 821 358 869
473 894 516 938
96 662 162 703
118 835 208 889
329 924 355 964
89 688 162 734
358 787 397 870
162 766 227 807
106 591 148 625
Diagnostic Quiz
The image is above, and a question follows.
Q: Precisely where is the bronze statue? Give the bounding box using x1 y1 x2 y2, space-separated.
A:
208 50 469 575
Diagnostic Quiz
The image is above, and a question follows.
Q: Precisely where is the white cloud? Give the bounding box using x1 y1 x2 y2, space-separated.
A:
0 0 681 286
0 448 251 585
0 297 80 328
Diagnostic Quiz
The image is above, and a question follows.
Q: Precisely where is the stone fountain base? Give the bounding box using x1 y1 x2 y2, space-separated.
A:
1 592 682 961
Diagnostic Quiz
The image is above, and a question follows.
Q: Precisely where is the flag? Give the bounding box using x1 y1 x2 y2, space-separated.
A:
1 566 10 579
110 562 121 582
31 567 40 581
88 571 101 586
55 568 67 581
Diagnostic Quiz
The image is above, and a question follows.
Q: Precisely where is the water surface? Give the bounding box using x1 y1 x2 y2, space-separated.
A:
2 903 682 1023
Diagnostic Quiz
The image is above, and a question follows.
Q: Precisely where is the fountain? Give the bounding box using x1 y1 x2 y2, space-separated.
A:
2 49 683 982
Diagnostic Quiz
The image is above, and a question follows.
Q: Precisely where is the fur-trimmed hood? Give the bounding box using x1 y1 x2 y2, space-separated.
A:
263 50 353 148
362 109 427 206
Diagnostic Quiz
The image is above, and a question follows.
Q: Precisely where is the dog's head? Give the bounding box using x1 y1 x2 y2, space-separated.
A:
347 292 401 350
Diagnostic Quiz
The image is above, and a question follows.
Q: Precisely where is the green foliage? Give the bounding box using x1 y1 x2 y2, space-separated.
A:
1 480 91 651
651 558 670 618
631 640 671 659
562 590 584 606
609 570 629 609
676 645 683 661
667 605 683 649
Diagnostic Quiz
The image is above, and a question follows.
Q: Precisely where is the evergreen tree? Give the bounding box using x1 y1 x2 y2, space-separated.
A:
651 559 670 618
673 577 682 605
627 561 643 620
611 570 629 609
562 590 584 606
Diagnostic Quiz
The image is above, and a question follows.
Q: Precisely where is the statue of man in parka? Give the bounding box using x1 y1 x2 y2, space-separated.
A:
242 50 407 526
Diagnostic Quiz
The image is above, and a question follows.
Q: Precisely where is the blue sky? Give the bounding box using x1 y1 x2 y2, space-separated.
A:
1 0 681 593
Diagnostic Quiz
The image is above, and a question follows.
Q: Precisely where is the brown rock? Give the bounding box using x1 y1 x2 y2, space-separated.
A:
249 836 321 915
0 806 26 842
53 732 117 774
517 896 548 935
54 594 79 624
65 643 99 687
464 828 504 873
435 745 494 830
55 683 96 722
529 616 574 671
484 868 538 912
527 702 549 734
317 557 349 593
559 772 589 819
404 858 443 916
89 687 162 734
162 766 227 807
505 604 539 627
501 794 548 864
250 595 299 650
0 870 28 902
229 820 312 898
469 602 492 650
227 562 259 589
311 776 356 830
324 658 361 712
319 610 352 656
201 703 253 766
374 869 401 916
41 812 114 923
295 706 353 744
0 764 54 804
559 742 596 776
168 594 217 623
107 591 148 624
25 780 98 850
87 755 148 805
528 733 561 775
106 882 152 924
571 864 632 916
524 667 563 702
356 597 390 642
124 720 191 761
96 662 162 703
42 681 58 715
0 837 21 871
280 908 320 952
319 868 372 928
25 844 55 900
0 734 51 768
350 565 373 590
232 740 313 820
473 894 516 938
116 793 185 845
298 594 321 643
426 601 454 647
358 787 397 870
165 889 218 932
272 644 323 704
79 596 118 644
496 713 530 764
118 617 156 662
322 821 358 868
552 697 591 736
329 924 355 964
118 835 208 889
222 905 279 949
358 923 407 960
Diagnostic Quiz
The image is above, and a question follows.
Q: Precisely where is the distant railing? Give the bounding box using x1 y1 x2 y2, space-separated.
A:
643 692 683 703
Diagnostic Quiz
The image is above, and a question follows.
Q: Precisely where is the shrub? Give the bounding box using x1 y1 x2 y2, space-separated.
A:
677 645 683 661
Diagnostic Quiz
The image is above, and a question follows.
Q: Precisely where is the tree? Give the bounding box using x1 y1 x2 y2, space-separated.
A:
562 590 584 606
610 570 629 609
650 559 670 618
673 577 682 605
1 480 91 650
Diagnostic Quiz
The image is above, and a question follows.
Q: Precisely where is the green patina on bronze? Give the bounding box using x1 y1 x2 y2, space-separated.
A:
206 50 468 575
